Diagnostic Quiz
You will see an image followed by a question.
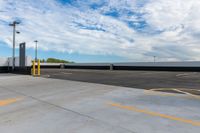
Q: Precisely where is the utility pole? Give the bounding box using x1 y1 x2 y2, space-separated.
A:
9 21 20 71
34 40 38 61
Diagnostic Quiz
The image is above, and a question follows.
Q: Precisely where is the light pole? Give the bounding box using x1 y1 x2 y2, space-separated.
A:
34 40 38 61
154 56 156 63
9 21 20 71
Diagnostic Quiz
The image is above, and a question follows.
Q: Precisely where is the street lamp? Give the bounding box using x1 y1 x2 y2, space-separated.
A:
34 40 38 61
9 21 20 71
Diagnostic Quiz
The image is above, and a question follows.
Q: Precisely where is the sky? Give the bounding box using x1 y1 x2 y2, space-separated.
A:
0 0 200 62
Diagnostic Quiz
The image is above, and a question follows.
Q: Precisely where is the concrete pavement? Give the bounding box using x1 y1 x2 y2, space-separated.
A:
0 74 200 133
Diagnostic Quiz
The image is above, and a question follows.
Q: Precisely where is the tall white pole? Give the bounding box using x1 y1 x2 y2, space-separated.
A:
10 21 20 71
12 23 16 71
34 40 38 61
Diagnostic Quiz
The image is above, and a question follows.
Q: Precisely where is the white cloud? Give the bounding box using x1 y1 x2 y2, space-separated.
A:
0 0 200 62
141 0 200 61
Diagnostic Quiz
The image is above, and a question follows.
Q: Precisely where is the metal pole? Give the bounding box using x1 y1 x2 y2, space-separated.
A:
12 24 16 71
9 21 20 71
36 41 37 61
34 40 38 61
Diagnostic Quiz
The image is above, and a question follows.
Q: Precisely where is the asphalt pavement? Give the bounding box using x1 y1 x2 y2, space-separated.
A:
41 69 200 90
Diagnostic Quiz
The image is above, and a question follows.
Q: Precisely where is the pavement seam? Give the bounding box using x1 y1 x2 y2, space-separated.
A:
144 90 184 97
174 89 200 100
0 85 136 133
147 88 200 100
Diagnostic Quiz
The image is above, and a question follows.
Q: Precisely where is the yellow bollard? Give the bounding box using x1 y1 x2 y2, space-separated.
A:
32 60 36 76
37 59 40 76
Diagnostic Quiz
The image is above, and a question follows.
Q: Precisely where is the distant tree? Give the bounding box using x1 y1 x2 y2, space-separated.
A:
41 59 46 63
46 58 73 63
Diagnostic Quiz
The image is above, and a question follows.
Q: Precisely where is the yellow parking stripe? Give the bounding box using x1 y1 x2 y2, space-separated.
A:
109 102 200 127
0 97 23 106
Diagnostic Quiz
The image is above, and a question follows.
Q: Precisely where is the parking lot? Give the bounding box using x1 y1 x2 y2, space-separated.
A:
0 73 200 133
41 69 200 90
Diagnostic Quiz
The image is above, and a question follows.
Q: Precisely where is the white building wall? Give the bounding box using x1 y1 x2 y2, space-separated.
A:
1 56 32 67
26 56 32 66
0 57 8 66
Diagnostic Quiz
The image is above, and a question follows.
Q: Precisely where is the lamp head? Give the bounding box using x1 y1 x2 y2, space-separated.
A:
9 21 21 26
14 21 20 25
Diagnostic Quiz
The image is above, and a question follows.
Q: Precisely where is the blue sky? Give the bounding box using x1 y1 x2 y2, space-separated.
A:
0 0 200 62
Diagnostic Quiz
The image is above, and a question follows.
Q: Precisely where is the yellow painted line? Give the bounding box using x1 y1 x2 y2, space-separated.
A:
0 97 23 106
109 102 200 127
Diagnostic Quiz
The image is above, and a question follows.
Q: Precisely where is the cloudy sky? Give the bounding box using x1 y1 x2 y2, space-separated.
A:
0 0 200 62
